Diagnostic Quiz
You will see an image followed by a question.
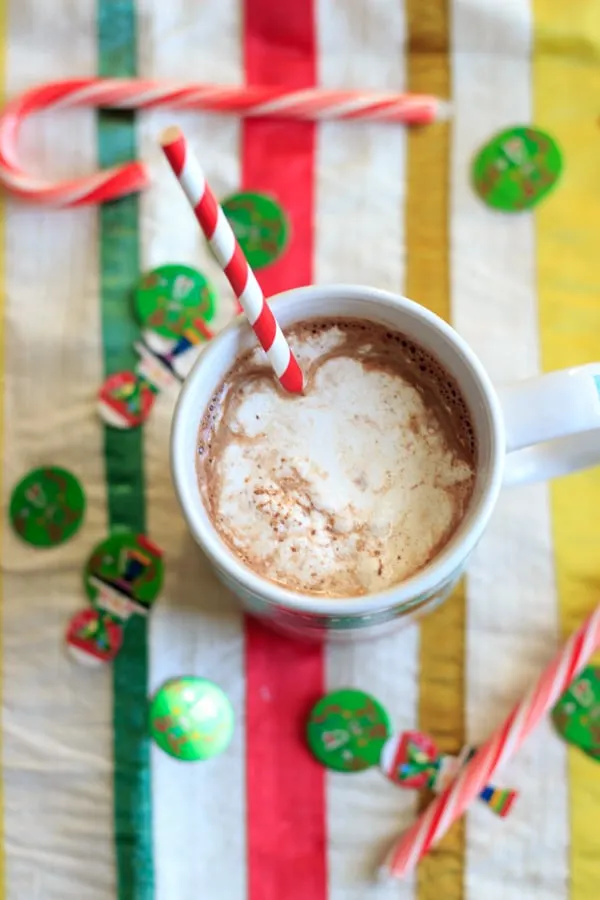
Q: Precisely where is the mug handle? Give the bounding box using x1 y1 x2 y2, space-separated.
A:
497 364 600 486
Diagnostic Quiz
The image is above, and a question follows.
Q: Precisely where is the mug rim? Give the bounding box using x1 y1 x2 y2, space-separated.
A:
171 284 505 616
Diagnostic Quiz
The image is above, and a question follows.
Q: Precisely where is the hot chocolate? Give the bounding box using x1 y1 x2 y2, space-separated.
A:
197 318 476 597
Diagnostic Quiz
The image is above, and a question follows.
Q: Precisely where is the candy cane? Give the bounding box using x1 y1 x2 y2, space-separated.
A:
0 78 450 207
381 602 600 879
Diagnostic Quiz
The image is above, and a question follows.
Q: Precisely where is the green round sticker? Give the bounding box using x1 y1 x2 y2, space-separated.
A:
10 466 86 547
551 665 600 752
84 532 164 620
472 126 562 212
135 264 216 340
149 677 234 761
221 192 289 269
306 688 391 772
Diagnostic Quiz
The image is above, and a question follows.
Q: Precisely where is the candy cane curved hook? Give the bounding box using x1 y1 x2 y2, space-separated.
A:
0 79 150 206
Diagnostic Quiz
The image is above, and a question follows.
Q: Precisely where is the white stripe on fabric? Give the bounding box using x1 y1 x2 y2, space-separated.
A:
137 2 246 900
314 2 416 898
3 2 114 899
450 1 569 897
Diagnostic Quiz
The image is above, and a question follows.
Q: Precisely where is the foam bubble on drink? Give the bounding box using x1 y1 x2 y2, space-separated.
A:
197 320 476 597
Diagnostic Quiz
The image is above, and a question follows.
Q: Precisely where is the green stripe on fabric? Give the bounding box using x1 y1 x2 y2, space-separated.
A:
97 2 153 898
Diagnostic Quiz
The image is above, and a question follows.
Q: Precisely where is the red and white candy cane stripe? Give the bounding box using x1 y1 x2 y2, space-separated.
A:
382 601 600 879
160 126 303 395
0 78 449 207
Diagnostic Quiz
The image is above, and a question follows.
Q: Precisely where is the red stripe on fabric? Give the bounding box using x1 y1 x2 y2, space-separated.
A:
194 188 219 238
245 620 326 900
243 1 326 899
161 134 186 176
251 304 277 350
224 243 250 297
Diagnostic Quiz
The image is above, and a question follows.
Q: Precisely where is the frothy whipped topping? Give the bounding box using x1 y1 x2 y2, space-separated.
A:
197 319 476 597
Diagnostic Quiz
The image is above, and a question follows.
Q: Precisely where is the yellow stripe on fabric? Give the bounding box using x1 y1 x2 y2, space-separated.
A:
534 4 600 899
406 3 465 898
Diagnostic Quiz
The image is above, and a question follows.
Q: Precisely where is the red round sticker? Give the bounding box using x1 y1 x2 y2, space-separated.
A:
65 608 124 666
98 371 156 429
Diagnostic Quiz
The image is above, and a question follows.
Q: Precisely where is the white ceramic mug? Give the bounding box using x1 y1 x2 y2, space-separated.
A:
171 284 600 641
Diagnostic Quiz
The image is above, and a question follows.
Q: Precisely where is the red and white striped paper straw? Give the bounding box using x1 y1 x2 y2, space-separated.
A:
382 602 600 880
160 126 303 395
0 78 449 207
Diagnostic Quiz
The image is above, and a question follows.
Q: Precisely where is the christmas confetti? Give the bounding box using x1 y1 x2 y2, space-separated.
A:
380 731 518 818
221 191 289 269
552 665 600 754
98 371 157 429
10 466 85 547
84 532 164 621
134 264 216 340
306 688 391 772
65 608 124 666
472 125 562 212
149 676 235 761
